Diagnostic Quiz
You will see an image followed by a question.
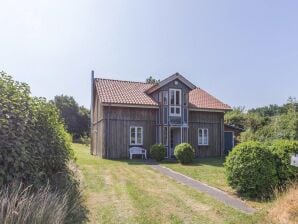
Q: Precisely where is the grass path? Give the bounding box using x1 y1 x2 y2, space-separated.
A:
73 144 264 224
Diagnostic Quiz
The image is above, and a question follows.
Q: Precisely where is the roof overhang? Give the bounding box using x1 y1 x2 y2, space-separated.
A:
101 103 159 109
146 72 196 94
189 108 229 113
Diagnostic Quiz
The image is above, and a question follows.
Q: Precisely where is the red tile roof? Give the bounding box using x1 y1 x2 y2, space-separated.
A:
189 88 231 110
95 78 157 106
95 78 231 110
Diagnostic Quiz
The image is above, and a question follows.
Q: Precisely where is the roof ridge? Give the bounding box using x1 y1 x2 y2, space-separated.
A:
95 77 152 85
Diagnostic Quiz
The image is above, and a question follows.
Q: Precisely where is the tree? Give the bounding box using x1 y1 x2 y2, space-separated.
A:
52 95 90 140
146 76 160 84
224 106 246 129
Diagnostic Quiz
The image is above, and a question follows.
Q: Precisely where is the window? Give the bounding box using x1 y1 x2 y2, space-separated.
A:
169 89 181 116
163 91 168 105
198 128 208 145
130 126 143 145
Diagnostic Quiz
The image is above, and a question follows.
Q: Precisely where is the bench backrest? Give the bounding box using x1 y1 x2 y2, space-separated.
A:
129 147 145 154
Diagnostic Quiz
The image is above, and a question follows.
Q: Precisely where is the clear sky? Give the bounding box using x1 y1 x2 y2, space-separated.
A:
1 0 297 109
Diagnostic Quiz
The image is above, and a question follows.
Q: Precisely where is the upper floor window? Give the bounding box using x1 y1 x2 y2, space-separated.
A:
163 91 168 105
198 128 208 146
130 126 143 145
169 89 181 116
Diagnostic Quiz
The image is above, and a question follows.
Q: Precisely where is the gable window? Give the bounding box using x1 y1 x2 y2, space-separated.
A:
163 91 168 105
130 126 143 145
198 128 208 145
169 89 181 116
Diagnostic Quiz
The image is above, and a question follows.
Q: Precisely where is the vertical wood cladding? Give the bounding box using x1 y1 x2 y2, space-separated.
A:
188 111 224 157
99 106 157 159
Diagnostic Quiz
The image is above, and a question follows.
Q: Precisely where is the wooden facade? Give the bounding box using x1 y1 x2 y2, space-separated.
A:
91 105 156 159
91 74 229 159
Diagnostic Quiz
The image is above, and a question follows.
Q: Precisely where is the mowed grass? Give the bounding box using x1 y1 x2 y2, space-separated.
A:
162 158 232 193
73 144 266 224
161 158 272 210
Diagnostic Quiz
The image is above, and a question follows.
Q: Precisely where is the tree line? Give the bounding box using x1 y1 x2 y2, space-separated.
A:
225 97 298 142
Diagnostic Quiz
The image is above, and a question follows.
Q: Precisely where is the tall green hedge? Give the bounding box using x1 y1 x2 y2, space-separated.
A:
0 72 87 223
270 140 298 186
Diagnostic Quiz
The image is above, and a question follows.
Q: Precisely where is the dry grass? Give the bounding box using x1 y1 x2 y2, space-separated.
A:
73 143 263 224
0 184 69 224
266 183 298 224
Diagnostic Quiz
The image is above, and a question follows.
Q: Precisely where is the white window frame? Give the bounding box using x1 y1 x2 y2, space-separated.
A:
198 128 209 146
169 88 182 116
163 91 168 105
130 126 143 145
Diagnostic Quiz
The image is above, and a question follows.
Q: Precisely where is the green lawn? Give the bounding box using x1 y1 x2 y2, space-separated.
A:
162 158 232 193
73 144 265 224
161 158 272 210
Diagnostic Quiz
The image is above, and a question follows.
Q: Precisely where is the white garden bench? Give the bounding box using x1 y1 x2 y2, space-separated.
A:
129 147 147 160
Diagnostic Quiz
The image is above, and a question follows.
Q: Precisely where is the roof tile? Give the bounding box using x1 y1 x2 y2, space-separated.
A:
95 78 231 110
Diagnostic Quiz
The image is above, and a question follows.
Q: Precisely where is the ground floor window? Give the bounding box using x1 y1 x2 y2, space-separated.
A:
198 128 208 145
130 126 143 145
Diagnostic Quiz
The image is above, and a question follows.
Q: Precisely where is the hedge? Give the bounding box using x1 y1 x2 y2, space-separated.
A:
0 72 87 223
270 140 298 186
174 143 195 164
150 144 166 162
225 141 278 199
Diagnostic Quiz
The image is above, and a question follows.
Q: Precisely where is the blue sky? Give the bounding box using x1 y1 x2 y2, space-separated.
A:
1 0 297 109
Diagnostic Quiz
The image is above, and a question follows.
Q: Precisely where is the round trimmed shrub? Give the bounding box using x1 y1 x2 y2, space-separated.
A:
150 144 166 162
224 141 278 199
270 140 298 185
174 143 195 164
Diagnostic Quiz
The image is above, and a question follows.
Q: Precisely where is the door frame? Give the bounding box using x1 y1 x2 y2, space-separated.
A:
169 126 182 156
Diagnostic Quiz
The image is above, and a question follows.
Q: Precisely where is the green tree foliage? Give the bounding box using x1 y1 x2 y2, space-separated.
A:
225 142 278 199
52 95 90 140
224 106 246 129
225 98 298 142
146 76 160 84
0 72 87 223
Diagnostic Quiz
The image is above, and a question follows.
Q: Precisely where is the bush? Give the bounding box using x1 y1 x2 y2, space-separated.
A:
270 140 298 186
0 73 87 223
174 143 195 164
150 144 166 161
225 141 278 199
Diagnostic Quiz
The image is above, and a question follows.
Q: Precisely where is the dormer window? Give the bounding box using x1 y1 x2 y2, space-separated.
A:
169 89 181 116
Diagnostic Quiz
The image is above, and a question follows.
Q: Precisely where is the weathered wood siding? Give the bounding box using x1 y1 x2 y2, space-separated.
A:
102 106 157 159
189 111 224 157
91 97 105 157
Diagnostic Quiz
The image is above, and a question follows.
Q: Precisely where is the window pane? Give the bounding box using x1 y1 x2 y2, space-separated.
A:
176 90 180 105
176 107 180 114
170 90 175 105
163 91 168 105
170 107 175 114
159 92 163 103
137 127 142 144
131 128 135 144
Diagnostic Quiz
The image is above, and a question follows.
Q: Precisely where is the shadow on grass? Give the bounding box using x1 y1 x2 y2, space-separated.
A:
106 156 226 168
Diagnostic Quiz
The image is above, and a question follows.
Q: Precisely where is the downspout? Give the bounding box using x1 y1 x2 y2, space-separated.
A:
106 104 111 158
220 117 224 157
90 70 94 155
